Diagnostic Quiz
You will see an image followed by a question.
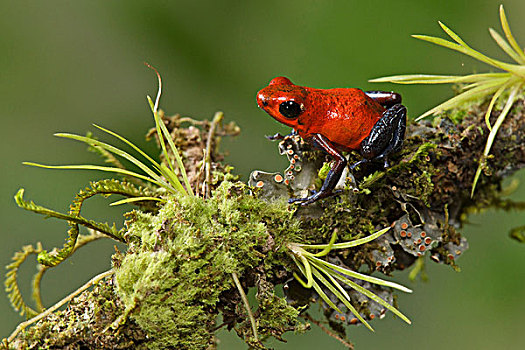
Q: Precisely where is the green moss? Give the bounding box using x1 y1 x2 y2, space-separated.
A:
7 279 147 350
405 170 435 206
114 181 303 349
256 293 309 341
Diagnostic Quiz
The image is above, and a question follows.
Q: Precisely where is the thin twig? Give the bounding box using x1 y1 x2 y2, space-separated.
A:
3 269 114 346
231 272 259 342
202 111 224 198
303 313 354 349
31 264 47 313
178 117 207 125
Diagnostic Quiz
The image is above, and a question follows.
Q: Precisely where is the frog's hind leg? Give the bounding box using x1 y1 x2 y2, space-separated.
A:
289 133 347 205
351 104 407 169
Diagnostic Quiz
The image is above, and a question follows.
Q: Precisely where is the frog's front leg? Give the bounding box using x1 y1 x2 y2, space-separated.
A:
350 104 407 169
289 133 346 205
265 129 298 141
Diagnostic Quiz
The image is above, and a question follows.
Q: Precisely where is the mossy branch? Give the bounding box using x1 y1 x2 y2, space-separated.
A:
4 56 524 348
3 270 114 347
4 96 525 349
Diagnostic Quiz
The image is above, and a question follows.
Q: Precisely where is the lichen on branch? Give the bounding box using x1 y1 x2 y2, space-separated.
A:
3 93 525 349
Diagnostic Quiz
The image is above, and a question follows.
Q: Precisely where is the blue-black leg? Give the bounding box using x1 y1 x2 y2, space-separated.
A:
353 104 407 169
289 133 347 205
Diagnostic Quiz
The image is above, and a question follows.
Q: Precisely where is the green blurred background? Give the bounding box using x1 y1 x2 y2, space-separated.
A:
1 1 524 348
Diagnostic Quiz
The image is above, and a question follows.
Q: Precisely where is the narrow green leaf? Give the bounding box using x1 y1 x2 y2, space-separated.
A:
311 279 344 314
412 34 520 74
489 28 525 65
291 255 314 289
154 108 194 196
54 133 175 192
299 254 313 288
292 272 311 289
146 64 193 196
329 227 391 249
148 97 176 175
415 78 507 120
326 267 412 325
146 96 186 196
300 227 390 250
92 124 163 173
499 5 525 63
309 255 412 293
482 83 521 157
312 264 374 331
370 73 506 85
484 82 510 131
370 74 462 84
159 163 187 195
292 255 342 313
311 229 338 257
23 162 167 189
147 95 172 170
109 196 165 206
438 21 468 47
147 95 156 117
458 75 513 91
472 83 521 196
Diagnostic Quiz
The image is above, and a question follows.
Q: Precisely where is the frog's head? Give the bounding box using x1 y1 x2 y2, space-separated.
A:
257 77 307 129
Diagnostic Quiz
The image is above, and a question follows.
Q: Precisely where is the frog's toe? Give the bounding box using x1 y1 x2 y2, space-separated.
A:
288 189 341 205
288 196 310 204
349 159 368 170
266 133 285 141
288 195 317 205
373 154 390 168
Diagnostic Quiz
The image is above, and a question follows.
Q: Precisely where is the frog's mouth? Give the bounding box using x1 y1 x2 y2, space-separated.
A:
256 92 269 108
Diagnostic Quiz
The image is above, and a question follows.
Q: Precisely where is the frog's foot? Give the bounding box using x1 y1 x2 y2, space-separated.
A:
266 129 298 141
288 189 342 206
375 154 391 168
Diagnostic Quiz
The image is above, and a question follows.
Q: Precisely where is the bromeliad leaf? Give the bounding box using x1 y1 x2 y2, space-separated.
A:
288 227 412 331
25 65 192 198
146 63 194 196
370 5 525 196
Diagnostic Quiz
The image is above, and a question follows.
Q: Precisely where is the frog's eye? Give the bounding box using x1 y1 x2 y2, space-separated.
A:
279 101 302 119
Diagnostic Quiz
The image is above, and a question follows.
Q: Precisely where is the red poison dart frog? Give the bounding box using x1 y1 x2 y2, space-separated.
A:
257 77 406 205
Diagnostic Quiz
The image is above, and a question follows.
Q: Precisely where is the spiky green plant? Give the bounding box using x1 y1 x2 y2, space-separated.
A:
370 5 525 196
6 65 193 320
16 65 194 267
25 65 192 200
288 227 412 331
